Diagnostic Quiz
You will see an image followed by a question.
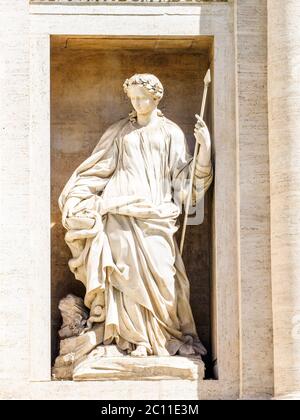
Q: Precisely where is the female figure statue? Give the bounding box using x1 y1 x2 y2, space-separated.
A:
59 74 213 358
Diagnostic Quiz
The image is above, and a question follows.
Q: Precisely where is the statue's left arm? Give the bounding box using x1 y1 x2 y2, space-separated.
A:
169 121 213 209
192 114 213 205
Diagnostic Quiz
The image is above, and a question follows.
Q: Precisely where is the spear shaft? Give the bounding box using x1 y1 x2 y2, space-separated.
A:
179 69 211 255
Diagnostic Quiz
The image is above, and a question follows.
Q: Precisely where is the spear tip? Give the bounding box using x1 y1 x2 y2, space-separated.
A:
204 69 211 86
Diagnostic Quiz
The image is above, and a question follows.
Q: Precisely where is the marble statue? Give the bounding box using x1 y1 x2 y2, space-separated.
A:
57 74 213 365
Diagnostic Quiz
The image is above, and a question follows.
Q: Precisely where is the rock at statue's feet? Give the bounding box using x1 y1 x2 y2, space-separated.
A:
130 345 148 357
52 323 104 380
178 343 196 357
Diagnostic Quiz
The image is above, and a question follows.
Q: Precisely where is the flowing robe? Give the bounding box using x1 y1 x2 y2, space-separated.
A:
59 115 213 356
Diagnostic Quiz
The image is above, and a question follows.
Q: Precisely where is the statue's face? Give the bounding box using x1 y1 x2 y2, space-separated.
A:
128 85 158 115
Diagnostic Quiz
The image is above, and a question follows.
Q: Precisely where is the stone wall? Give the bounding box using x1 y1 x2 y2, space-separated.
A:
0 0 30 387
235 0 273 399
268 0 300 399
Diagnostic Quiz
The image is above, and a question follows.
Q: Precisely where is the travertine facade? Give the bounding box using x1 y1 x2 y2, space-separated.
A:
0 0 299 400
268 0 300 399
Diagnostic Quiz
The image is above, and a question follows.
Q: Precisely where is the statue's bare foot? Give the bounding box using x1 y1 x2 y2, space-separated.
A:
178 343 196 356
131 345 148 357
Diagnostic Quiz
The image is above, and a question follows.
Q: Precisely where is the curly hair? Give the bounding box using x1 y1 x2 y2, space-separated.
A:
123 73 164 102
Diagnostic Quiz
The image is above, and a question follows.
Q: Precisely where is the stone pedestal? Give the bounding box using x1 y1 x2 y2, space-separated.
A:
73 347 205 382
52 296 206 382
52 323 105 380
53 343 205 382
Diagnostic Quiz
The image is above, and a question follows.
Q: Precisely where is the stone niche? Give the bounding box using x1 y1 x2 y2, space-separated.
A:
50 35 213 376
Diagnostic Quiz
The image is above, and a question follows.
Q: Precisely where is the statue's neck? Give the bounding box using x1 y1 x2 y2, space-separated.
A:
136 109 159 127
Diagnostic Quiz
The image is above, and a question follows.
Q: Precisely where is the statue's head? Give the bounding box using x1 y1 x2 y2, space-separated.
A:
123 73 164 115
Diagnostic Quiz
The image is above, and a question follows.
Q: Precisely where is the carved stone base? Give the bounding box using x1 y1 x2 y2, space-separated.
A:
72 346 205 381
52 324 104 380
51 295 206 382
53 342 205 381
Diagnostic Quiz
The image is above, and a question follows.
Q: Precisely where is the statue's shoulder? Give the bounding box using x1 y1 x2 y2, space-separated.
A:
93 117 130 154
105 116 129 133
163 117 185 140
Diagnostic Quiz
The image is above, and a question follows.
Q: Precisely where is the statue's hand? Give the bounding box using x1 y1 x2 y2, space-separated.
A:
194 114 211 150
194 114 211 167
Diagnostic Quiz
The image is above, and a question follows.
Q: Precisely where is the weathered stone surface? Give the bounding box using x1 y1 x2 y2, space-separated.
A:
61 323 104 357
268 0 300 399
235 0 273 399
73 350 205 381
52 323 105 380
87 345 127 358
58 294 89 339
52 355 74 381
53 342 205 381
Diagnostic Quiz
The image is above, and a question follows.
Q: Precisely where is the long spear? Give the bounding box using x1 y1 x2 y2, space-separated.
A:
179 69 211 255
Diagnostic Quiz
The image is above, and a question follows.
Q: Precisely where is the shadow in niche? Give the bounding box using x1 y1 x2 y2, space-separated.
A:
176 161 214 381
50 34 215 378
50 222 86 364
196 6 218 389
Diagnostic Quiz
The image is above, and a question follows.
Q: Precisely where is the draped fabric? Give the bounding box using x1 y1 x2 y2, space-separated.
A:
58 115 213 356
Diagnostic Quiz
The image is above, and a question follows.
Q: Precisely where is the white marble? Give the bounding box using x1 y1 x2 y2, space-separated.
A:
73 351 205 382
57 74 212 361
